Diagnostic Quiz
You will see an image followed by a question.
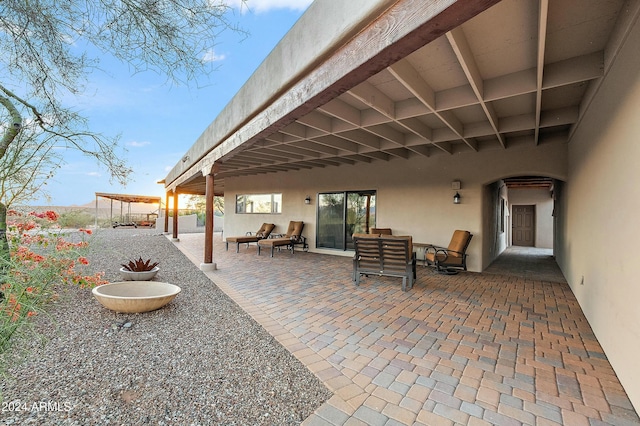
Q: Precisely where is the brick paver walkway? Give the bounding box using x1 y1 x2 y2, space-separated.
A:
171 233 639 425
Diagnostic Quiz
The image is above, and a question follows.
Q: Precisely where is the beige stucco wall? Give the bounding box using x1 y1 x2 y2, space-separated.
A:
223 141 567 272
557 14 640 411
481 182 510 269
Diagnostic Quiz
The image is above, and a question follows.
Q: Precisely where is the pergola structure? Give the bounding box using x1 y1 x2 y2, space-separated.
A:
94 192 162 228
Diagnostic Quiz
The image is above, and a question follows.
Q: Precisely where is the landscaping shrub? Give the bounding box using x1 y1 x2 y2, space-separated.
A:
56 209 94 228
0 210 106 357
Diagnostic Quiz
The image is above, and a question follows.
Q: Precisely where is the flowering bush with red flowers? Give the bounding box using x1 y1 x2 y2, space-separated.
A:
0 210 107 355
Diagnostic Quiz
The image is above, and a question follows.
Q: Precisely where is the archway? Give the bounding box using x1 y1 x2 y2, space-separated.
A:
482 176 566 282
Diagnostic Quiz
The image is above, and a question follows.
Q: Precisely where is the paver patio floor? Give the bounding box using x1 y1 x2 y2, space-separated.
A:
170 232 639 425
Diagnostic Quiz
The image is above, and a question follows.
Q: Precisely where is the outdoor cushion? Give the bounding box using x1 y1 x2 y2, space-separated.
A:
257 221 305 256
256 223 276 237
448 230 471 257
425 252 464 265
289 221 304 237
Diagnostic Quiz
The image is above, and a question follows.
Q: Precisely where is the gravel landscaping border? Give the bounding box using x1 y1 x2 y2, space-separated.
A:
1 228 331 425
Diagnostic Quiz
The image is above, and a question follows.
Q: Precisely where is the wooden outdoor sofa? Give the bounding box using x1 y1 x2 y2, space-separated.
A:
352 233 417 292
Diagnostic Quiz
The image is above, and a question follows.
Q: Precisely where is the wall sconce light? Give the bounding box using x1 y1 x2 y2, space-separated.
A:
451 181 462 204
304 195 311 205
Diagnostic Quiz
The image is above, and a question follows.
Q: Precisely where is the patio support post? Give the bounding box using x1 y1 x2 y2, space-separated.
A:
200 172 217 271
164 192 170 234
172 190 179 242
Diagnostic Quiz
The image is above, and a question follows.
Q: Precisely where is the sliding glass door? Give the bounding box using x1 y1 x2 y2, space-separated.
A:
317 190 376 250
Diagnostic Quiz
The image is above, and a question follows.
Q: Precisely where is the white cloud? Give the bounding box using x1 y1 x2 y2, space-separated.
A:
127 140 151 148
86 171 101 177
226 0 313 13
202 49 226 63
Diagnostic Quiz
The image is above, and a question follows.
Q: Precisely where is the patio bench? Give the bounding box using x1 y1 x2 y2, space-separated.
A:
352 234 417 291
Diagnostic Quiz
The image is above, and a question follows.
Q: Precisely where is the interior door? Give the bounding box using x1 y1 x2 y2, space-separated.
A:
512 205 535 246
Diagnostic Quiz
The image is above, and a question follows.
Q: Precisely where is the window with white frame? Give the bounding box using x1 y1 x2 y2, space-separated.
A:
235 193 282 214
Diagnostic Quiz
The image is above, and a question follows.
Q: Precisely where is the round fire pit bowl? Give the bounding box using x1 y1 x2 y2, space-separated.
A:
92 281 181 313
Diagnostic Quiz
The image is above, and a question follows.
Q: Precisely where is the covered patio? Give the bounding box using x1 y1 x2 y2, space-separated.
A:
171 233 638 425
162 0 640 415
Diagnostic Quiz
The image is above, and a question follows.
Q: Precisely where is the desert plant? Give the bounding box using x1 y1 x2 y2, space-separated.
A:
57 210 94 228
121 257 159 272
1 210 107 356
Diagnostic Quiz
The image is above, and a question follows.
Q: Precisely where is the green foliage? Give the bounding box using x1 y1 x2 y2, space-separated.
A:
57 210 94 228
196 211 206 227
185 195 225 215
96 217 113 228
0 211 106 358
0 0 245 226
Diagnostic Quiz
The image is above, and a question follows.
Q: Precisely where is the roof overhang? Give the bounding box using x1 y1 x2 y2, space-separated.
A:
164 0 636 195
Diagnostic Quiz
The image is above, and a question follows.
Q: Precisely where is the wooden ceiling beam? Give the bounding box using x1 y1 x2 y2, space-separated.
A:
446 27 505 148
389 58 478 152
535 0 549 145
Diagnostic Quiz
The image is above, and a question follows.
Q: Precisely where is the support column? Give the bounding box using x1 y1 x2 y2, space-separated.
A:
201 173 217 271
172 190 180 242
163 193 170 234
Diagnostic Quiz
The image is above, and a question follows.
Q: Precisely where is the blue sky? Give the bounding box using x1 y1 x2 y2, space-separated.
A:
31 0 312 206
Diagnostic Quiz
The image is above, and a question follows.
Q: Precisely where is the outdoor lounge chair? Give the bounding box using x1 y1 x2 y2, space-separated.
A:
425 230 473 274
257 221 307 257
225 223 275 252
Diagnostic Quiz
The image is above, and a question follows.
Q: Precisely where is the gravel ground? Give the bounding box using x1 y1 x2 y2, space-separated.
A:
1 228 331 425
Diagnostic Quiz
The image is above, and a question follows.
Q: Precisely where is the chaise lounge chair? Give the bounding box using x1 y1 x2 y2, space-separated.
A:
225 223 275 253
425 230 473 274
257 221 306 257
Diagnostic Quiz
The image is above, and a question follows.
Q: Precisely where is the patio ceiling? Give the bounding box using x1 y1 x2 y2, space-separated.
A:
174 0 629 195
